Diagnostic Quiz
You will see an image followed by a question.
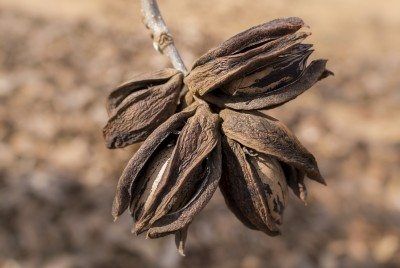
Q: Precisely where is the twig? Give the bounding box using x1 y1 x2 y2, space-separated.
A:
141 0 188 74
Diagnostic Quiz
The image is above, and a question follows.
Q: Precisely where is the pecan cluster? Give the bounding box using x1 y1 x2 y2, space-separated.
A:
103 17 332 255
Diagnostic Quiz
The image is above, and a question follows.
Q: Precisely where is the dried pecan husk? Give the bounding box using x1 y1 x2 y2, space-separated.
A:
111 102 221 254
103 68 183 149
220 137 288 235
219 43 314 96
134 104 220 232
112 103 199 219
192 17 306 71
145 140 221 238
185 17 332 110
112 104 197 219
219 109 325 185
203 59 332 110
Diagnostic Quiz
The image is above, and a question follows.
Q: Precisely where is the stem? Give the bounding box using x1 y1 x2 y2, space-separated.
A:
141 0 188 74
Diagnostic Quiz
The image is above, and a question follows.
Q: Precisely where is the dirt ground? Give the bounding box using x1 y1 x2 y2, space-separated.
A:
0 0 399 267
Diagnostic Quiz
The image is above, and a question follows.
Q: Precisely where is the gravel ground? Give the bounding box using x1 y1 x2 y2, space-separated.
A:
0 1 399 267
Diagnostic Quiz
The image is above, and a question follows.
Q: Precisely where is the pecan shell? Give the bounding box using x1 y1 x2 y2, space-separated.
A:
220 137 288 235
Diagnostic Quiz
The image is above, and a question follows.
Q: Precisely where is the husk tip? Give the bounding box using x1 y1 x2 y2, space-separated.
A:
134 221 148 236
178 248 186 257
111 207 120 222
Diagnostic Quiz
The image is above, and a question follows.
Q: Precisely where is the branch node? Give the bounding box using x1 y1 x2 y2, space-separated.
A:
154 32 174 53
141 0 188 74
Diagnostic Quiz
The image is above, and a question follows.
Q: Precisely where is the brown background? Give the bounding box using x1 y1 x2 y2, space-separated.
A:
0 0 399 267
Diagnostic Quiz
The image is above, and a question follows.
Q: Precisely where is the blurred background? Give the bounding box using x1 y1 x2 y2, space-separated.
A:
0 0 399 267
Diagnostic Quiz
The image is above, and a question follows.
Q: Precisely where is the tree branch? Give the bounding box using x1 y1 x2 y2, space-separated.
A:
141 0 188 74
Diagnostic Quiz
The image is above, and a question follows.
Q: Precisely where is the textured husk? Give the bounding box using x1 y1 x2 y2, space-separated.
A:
220 109 325 184
247 152 288 225
111 104 199 219
203 59 332 110
185 17 332 111
135 105 221 234
219 137 283 235
185 30 309 96
219 44 313 96
103 68 183 149
192 17 305 69
146 140 221 239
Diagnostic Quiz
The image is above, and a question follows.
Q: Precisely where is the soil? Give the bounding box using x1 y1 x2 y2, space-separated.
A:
0 1 399 267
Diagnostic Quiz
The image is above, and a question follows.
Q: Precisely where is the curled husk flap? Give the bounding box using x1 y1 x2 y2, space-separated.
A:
220 137 288 235
103 68 183 149
185 17 332 110
112 102 221 253
220 109 325 185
